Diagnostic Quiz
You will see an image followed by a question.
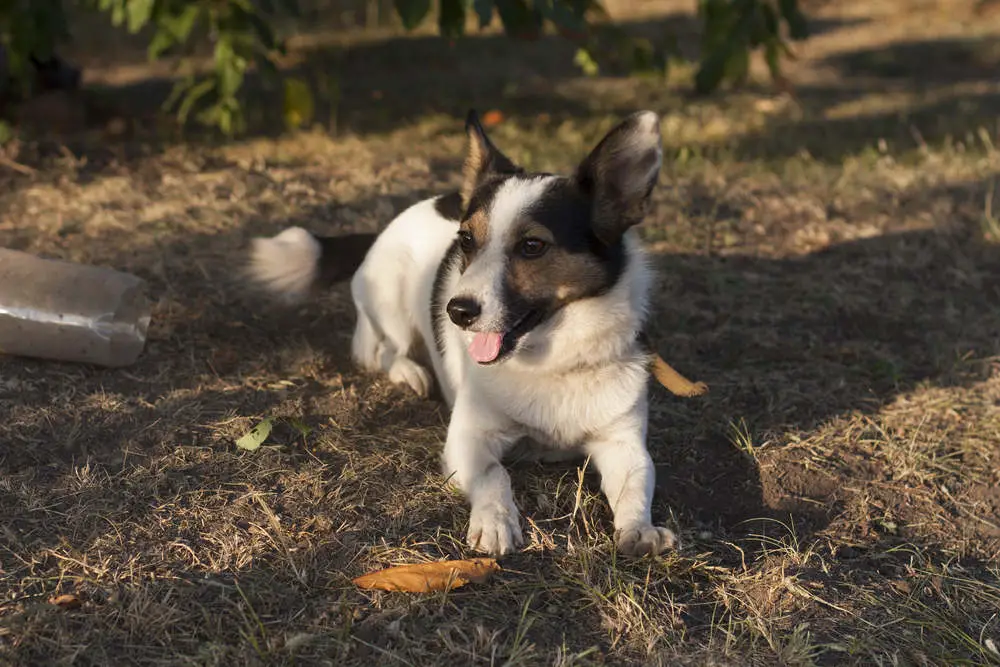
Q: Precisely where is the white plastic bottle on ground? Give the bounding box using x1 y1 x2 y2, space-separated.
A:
0 248 152 367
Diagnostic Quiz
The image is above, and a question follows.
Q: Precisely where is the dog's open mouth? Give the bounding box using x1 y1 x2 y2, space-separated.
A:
467 310 542 365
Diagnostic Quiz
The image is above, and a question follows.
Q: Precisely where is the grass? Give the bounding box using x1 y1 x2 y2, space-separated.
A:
984 179 1000 242
2 0 1000 665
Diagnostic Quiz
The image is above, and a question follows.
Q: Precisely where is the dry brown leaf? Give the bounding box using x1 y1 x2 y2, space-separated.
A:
352 558 500 593
49 593 82 610
652 354 708 397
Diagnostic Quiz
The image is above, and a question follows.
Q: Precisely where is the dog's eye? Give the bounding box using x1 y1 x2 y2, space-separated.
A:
458 230 475 253
518 238 547 258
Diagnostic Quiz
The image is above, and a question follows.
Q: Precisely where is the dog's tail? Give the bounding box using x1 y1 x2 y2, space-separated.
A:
247 227 377 303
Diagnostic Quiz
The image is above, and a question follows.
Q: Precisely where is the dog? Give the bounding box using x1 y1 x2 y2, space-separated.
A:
247 110 678 557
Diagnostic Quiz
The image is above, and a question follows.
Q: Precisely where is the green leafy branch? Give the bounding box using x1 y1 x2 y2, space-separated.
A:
0 0 809 136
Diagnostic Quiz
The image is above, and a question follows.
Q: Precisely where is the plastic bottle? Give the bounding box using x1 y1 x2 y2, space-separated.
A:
0 248 152 368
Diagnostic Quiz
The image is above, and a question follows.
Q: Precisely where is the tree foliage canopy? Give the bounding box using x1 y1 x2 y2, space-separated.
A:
0 0 808 135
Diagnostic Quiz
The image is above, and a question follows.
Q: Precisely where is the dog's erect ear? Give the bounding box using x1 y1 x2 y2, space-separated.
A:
575 111 663 245
461 109 521 210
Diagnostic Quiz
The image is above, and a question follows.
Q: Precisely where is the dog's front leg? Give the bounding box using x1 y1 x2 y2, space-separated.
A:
587 408 678 557
443 391 523 557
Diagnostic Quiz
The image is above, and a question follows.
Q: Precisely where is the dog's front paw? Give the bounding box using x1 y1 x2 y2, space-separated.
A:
615 524 678 556
467 502 523 556
387 357 432 397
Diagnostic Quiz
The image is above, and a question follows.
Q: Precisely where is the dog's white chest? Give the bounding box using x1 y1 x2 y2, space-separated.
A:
473 360 648 448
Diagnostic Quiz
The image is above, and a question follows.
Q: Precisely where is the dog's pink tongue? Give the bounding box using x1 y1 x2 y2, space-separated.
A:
468 332 503 363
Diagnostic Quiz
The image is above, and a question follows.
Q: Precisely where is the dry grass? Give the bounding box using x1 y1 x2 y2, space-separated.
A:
2 0 1000 665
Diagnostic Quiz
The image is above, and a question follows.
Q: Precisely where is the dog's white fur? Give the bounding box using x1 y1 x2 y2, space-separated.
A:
249 111 677 557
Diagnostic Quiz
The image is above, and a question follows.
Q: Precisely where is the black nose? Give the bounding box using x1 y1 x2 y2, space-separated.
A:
447 297 481 328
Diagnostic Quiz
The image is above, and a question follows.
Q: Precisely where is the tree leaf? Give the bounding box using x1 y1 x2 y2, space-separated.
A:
0 121 15 146
473 0 493 27
148 4 201 60
778 0 808 40
353 558 501 593
175 78 215 123
439 0 467 38
764 36 781 80
236 418 274 451
169 3 202 40
748 3 770 48
283 77 314 130
394 0 431 30
110 0 127 28
214 39 247 100
147 28 175 60
628 37 657 72
126 0 154 33
494 0 543 39
241 7 279 51
694 44 730 94
698 0 731 51
760 2 778 35
536 0 586 33
573 47 599 76
724 43 749 86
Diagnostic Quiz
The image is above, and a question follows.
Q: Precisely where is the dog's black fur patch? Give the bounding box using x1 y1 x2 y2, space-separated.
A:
520 177 629 294
315 233 379 286
431 239 464 360
433 192 465 222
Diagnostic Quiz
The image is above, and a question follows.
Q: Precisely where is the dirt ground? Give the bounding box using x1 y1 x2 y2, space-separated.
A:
2 0 1000 665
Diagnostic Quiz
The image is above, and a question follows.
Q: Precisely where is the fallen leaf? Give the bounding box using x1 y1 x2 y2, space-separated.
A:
481 110 505 128
236 417 273 451
353 558 500 593
651 354 708 397
49 593 82 610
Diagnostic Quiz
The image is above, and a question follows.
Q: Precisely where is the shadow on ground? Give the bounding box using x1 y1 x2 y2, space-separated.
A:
647 205 1000 537
726 35 1000 162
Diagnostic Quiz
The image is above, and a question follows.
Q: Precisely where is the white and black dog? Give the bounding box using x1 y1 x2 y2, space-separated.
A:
248 110 678 557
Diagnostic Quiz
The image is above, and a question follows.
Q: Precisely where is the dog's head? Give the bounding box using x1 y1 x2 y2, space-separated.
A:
446 110 663 366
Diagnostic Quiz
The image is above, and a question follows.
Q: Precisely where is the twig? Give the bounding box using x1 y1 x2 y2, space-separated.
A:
0 153 36 176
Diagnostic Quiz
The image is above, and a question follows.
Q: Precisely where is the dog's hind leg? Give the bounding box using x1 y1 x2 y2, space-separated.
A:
377 315 433 398
351 275 432 398
351 307 386 372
